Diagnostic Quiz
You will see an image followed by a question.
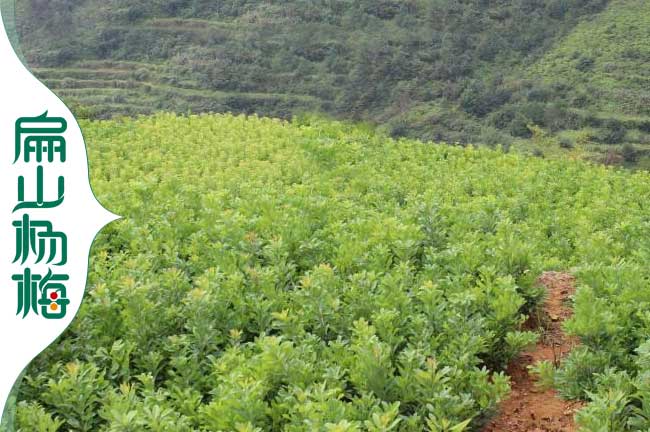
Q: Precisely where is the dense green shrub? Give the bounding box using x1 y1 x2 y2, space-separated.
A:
10 113 650 430
599 119 627 144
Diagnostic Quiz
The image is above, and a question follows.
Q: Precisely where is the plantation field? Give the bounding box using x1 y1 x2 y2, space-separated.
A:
13 114 650 431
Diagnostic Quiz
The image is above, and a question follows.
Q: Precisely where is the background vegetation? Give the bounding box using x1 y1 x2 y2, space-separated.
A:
14 0 650 165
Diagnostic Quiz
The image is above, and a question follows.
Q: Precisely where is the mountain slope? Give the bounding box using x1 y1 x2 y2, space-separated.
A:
14 0 609 146
14 0 650 165
531 0 650 117
524 0 650 165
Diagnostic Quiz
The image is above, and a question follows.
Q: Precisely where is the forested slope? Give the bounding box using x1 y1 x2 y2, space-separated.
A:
19 0 650 163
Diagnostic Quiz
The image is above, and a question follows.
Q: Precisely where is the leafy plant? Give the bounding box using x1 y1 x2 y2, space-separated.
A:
12 113 650 429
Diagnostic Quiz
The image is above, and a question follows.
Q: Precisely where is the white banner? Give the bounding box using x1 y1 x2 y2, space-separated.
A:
0 6 119 425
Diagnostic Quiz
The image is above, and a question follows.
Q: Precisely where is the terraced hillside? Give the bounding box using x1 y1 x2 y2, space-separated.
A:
34 59 321 119
13 0 650 165
14 1 614 147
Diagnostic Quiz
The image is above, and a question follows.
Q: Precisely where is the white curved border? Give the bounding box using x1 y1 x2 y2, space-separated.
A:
0 6 119 423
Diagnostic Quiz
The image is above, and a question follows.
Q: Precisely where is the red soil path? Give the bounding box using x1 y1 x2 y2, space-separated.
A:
483 272 583 432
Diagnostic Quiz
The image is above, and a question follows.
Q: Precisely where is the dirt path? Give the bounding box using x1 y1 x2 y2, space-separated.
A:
483 271 583 432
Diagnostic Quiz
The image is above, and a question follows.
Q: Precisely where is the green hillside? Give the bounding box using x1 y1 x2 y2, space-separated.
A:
16 0 638 157
11 114 650 430
526 0 650 166
531 0 650 116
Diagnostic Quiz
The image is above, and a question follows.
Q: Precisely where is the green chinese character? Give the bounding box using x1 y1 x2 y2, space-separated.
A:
12 268 70 319
15 111 67 163
13 214 67 265
15 165 64 212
